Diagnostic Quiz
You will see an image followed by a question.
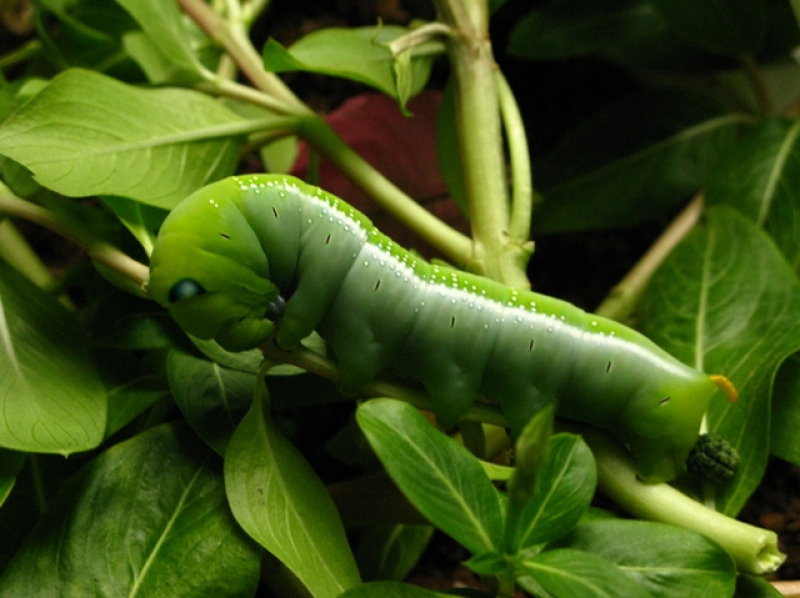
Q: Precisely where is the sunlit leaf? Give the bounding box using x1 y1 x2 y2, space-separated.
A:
0 260 106 454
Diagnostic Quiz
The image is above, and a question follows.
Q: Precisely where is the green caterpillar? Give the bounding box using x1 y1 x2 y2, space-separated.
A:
148 174 735 483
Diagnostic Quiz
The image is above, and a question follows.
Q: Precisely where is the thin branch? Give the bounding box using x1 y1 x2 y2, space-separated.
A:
496 70 535 247
594 194 705 322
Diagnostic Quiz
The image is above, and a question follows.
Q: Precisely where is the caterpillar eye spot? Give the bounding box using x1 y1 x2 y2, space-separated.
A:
660 396 671 406
265 295 287 321
220 232 231 240
169 279 205 303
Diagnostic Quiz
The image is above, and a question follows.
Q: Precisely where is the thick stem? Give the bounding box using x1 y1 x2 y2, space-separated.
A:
434 0 527 287
178 0 308 115
0 193 149 289
583 429 785 575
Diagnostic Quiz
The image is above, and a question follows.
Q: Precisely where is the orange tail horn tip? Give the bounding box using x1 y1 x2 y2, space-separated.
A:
711 375 738 403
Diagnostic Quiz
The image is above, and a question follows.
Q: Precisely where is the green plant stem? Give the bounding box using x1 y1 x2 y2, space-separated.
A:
582 428 785 575
179 0 308 115
0 39 41 73
0 193 149 289
297 118 473 262
259 339 506 427
182 0 471 264
0 219 58 290
496 70 536 249
594 194 704 322
434 0 529 289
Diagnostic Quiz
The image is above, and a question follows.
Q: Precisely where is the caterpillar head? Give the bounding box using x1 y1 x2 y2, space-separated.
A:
619 371 729 483
148 183 282 352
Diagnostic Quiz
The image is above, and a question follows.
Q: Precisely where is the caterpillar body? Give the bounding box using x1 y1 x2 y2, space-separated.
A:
148 174 734 483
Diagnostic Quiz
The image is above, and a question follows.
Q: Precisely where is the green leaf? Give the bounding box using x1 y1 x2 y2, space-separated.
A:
706 117 800 269
100 194 166 256
95 349 169 438
532 90 752 232
639 207 800 514
507 405 554 497
734 573 784 597
771 353 800 464
507 0 662 61
517 548 645 597
340 581 450 598
504 434 596 552
0 449 25 508
88 290 179 350
0 259 107 454
649 0 765 56
0 423 260 597
262 26 435 105
34 0 138 72
555 520 736 597
356 399 504 555
354 524 434 582
0 68 247 208
225 393 361 598
168 347 256 455
115 0 212 83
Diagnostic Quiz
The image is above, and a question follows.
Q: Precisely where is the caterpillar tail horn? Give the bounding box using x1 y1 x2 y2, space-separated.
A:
710 375 738 403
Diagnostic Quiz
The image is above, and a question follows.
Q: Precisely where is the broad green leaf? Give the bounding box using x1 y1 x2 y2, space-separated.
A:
340 581 450 598
0 449 25 508
639 207 800 514
115 0 212 82
34 0 138 72
168 348 256 455
734 573 784 597
554 520 736 597
225 393 361 598
507 0 662 61
706 117 800 269
771 353 800 464
649 0 765 56
507 405 554 498
0 68 252 209
356 399 504 555
517 548 645 597
504 434 596 552
94 349 169 438
88 290 180 350
0 423 260 597
100 194 166 256
507 0 727 71
0 259 106 453
532 90 751 232
262 26 436 105
355 524 434 582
